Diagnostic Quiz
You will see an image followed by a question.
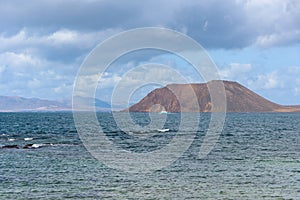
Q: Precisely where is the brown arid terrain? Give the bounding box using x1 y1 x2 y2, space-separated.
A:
127 80 300 113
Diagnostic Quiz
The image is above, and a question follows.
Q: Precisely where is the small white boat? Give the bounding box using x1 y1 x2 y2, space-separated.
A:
157 128 169 132
159 110 168 114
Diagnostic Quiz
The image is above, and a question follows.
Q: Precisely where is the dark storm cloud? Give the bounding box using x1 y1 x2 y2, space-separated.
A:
2 1 169 32
171 1 255 49
1 0 300 48
0 0 142 32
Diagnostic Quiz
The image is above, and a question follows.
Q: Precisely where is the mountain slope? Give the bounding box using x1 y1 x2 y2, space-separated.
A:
0 96 111 112
127 80 300 112
0 96 69 111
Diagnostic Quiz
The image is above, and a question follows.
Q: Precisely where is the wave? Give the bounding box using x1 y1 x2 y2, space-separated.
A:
7 137 34 141
1 138 81 149
23 143 53 149
1 143 54 149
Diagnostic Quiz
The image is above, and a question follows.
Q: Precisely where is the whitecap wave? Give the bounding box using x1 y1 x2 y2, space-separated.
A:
31 143 53 148
23 143 54 149
157 128 170 133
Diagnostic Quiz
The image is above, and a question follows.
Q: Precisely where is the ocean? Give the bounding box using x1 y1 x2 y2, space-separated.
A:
0 112 299 199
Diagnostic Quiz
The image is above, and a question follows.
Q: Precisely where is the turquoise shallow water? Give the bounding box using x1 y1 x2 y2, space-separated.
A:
0 112 299 199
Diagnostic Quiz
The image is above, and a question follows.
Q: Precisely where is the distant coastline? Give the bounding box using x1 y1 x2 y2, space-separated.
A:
0 96 110 112
1 81 300 113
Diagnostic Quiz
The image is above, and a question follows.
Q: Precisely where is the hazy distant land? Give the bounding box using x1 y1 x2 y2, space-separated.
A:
0 96 110 112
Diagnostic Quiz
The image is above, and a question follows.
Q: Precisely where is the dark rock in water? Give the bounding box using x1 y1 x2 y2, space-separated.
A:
1 143 53 149
1 145 19 149
23 143 53 149
23 144 34 149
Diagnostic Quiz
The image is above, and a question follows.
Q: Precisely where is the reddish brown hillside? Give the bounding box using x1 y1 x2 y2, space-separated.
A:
127 80 300 112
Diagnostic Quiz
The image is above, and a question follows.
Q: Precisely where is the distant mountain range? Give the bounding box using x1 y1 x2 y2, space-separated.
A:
72 96 111 111
2 81 300 112
0 96 111 112
127 80 300 112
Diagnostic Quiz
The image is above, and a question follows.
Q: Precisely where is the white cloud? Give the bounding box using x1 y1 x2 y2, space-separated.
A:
219 63 252 79
253 72 281 89
0 50 76 99
247 66 300 92
216 62 300 104
0 52 42 69
0 28 121 51
98 72 122 88
73 74 100 97
255 30 300 47
97 65 184 91
0 27 123 100
93 63 192 105
46 28 122 48
53 83 72 94
244 0 300 47
47 29 78 44
0 29 28 50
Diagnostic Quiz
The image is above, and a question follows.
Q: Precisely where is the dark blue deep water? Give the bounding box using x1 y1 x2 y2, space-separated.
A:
0 112 299 199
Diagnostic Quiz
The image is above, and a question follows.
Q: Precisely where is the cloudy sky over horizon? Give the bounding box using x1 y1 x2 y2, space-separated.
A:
0 0 300 105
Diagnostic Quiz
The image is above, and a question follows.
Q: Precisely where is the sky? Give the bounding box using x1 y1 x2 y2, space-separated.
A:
0 0 300 105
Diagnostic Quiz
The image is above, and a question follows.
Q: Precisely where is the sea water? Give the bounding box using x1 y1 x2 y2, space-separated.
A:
0 112 299 199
